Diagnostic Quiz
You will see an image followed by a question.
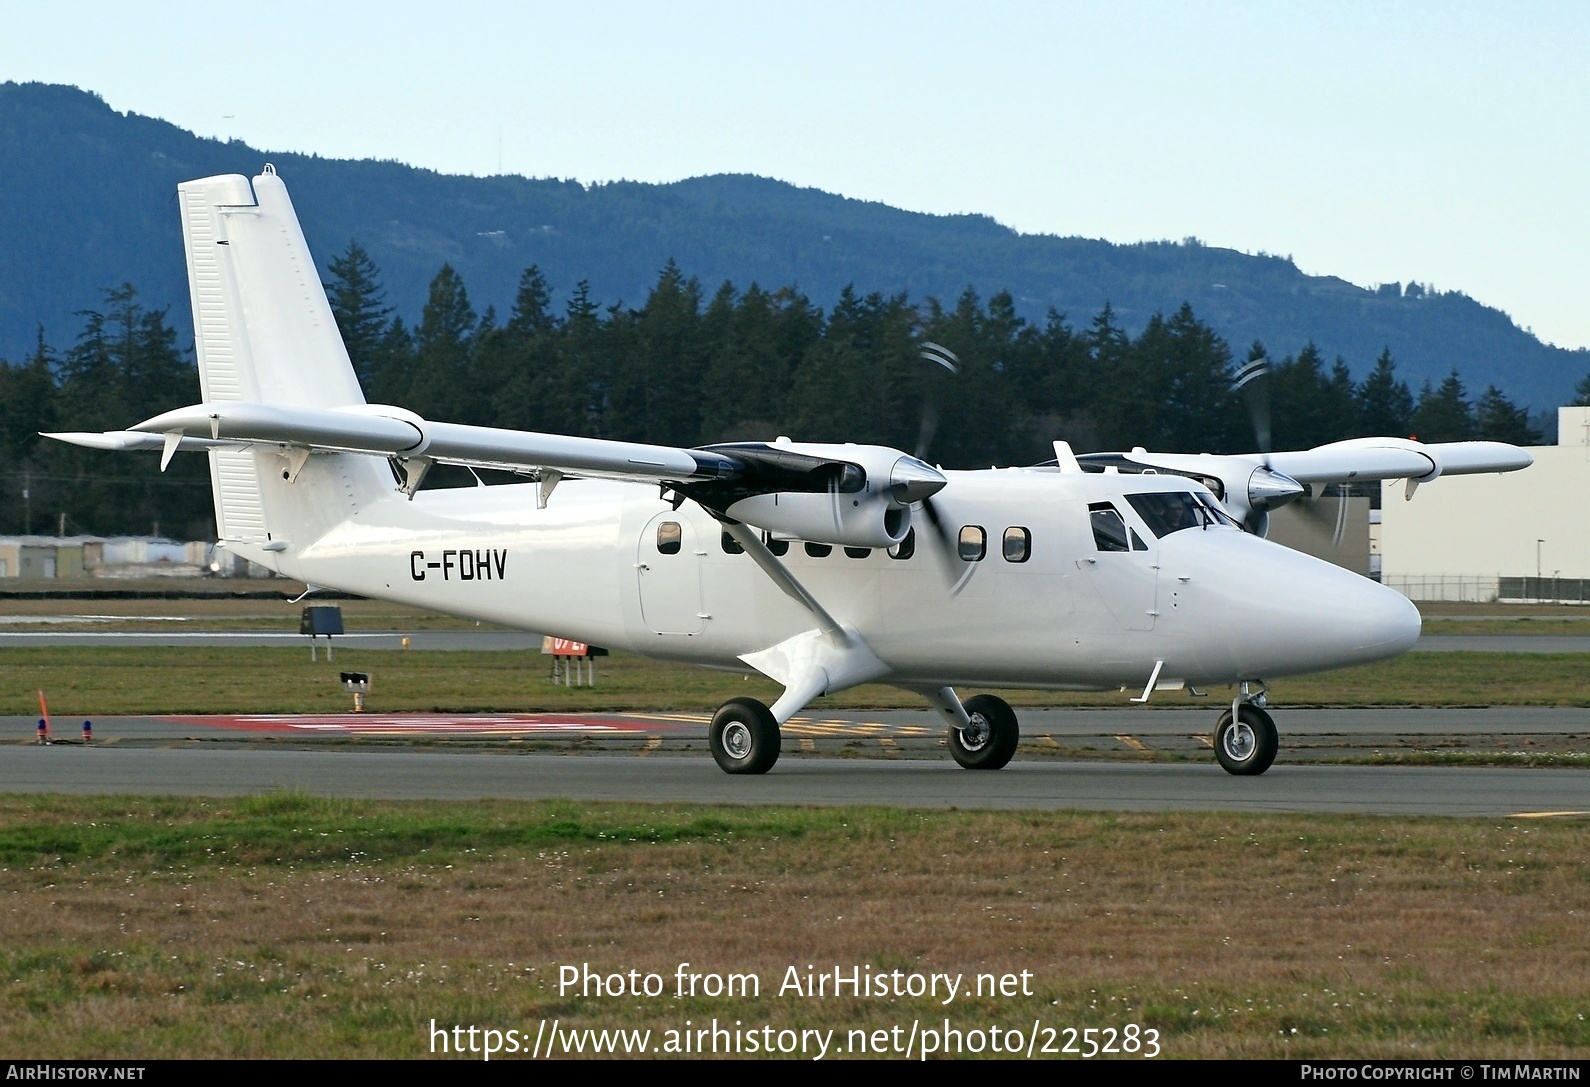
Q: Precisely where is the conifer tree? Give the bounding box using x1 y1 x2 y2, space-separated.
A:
406 265 479 421
1410 371 1474 442
1356 349 1414 437
1473 385 1540 445
324 241 392 391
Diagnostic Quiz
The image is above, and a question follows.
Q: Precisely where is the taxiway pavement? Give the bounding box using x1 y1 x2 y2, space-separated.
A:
1 745 1584 817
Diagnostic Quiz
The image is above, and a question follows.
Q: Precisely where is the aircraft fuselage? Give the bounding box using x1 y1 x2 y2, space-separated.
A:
256 465 1420 694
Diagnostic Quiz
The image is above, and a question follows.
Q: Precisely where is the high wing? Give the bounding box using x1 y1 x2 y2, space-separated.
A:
1073 436 1532 534
49 402 734 486
46 401 947 528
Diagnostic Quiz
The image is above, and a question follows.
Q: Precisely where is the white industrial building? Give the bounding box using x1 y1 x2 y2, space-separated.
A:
1380 406 1590 602
0 537 268 580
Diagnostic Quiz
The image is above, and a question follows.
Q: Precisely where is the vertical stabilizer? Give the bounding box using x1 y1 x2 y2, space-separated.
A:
179 167 364 408
178 168 386 555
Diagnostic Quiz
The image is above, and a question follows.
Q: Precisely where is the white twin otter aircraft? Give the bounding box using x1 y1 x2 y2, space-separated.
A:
50 169 1532 777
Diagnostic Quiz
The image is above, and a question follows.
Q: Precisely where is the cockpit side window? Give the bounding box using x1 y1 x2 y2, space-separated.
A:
1088 503 1130 552
1126 492 1209 538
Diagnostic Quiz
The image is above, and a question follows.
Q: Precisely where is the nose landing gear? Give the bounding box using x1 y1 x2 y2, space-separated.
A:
1214 682 1278 775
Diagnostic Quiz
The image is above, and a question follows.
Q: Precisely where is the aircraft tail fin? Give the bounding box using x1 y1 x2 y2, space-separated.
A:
177 168 387 553
180 167 365 409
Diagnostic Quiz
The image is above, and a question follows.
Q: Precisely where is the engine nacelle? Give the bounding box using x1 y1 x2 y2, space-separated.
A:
721 442 942 548
727 491 912 548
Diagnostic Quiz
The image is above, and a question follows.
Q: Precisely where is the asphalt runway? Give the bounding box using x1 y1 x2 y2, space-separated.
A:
6 706 1588 740
1 707 1586 817
3 630 1590 652
1 745 1585 816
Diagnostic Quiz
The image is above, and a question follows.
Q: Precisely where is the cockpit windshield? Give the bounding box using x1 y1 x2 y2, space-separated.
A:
1126 492 1236 537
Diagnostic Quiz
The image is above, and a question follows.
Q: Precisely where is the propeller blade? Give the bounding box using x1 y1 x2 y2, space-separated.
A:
920 343 960 374
1234 358 1273 456
915 402 940 461
1287 483 1351 549
918 494 960 583
914 343 959 460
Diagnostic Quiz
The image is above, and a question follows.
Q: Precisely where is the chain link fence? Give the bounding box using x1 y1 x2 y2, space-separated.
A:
1384 575 1590 604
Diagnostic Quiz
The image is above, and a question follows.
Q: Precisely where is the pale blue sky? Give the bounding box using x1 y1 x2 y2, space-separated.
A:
4 1 1588 346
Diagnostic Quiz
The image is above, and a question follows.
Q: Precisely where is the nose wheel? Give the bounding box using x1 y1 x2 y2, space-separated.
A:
1214 703 1278 775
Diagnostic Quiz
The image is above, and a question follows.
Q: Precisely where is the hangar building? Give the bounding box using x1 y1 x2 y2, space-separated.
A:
1379 406 1590 602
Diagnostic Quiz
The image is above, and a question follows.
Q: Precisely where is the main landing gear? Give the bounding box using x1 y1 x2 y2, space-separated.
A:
949 694 1019 770
706 690 1023 774
709 697 782 775
1213 683 1278 776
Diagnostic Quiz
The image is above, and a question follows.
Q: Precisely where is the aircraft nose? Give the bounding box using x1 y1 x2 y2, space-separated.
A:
1352 582 1421 657
1202 539 1423 677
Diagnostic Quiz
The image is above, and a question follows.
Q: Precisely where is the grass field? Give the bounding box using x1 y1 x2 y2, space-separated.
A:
0 794 1584 1059
5 646 1590 717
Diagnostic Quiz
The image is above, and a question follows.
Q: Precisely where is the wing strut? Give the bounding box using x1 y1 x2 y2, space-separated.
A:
720 521 846 646
720 520 890 723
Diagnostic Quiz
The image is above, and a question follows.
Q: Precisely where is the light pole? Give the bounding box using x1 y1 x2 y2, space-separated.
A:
1537 539 1544 580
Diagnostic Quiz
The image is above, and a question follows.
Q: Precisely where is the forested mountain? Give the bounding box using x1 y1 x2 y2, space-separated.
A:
1 81 1584 409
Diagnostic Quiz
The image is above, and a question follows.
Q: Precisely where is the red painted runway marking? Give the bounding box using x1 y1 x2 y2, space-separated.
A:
160 713 683 736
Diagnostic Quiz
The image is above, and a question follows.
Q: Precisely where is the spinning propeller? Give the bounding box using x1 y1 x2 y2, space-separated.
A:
1231 357 1306 536
912 343 963 579
1234 358 1349 545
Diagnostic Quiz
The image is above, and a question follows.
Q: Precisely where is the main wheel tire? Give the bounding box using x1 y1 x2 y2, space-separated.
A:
950 694 1019 770
1214 704 1278 776
709 697 781 775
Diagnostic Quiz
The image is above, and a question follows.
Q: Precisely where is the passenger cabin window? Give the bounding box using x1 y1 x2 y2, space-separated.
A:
765 534 790 556
657 522 682 555
1126 492 1208 538
958 525 987 562
888 527 916 560
1088 504 1130 552
1003 526 1031 563
804 542 832 558
844 546 872 559
721 530 745 555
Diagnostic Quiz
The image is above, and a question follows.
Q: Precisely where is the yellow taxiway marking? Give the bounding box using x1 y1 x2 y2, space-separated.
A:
1115 734 1148 752
1195 735 1214 748
1508 811 1590 819
641 736 662 753
878 736 899 752
781 722 932 738
1037 735 1061 748
798 738 816 753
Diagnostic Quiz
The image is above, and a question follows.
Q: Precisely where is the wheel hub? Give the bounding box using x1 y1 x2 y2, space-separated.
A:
1222 720 1256 762
722 721 752 760
959 712 992 751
